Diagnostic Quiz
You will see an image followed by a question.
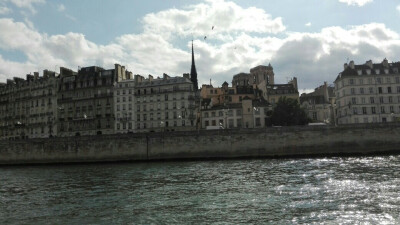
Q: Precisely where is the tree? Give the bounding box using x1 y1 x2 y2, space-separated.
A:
271 97 310 126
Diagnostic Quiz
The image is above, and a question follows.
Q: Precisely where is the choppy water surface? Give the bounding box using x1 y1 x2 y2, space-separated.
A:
1 156 400 224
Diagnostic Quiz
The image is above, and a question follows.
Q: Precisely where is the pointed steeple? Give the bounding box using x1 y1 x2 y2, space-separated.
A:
190 40 198 90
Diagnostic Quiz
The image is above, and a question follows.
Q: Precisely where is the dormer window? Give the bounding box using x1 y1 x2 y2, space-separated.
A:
357 70 362 75
366 69 371 75
394 68 399 73
384 69 389 74
375 69 380 74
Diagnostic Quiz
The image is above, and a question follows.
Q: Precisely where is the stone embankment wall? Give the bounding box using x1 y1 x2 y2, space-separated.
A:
1 124 400 165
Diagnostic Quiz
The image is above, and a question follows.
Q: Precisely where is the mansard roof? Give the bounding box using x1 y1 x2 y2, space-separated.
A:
335 60 400 82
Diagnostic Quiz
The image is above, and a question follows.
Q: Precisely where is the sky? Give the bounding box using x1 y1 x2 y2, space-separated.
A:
1 0 400 92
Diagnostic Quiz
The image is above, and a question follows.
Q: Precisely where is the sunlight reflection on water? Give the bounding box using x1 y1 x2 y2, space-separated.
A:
1 155 400 224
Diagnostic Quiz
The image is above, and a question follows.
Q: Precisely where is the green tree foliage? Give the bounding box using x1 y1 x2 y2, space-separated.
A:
271 97 310 126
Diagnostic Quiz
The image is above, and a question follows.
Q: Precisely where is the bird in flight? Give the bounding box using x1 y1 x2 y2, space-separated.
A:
204 36 207 40
212 26 214 30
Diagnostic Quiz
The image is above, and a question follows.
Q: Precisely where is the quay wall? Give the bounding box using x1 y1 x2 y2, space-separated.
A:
1 124 400 165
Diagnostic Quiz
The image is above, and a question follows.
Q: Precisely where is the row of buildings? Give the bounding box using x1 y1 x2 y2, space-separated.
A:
2 45 398 140
0 43 301 140
300 58 400 125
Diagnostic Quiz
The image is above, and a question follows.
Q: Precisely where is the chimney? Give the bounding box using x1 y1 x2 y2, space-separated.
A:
349 60 355 69
134 74 144 84
34 72 39 80
365 60 373 69
183 73 190 79
382 58 389 68
148 75 153 81
163 73 170 80
344 63 348 70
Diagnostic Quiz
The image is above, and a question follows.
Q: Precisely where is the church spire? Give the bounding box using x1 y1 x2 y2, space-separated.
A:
190 40 198 90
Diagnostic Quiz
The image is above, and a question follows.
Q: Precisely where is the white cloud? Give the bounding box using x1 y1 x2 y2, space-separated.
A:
0 0 400 91
142 0 285 40
397 5 400 13
57 3 65 12
305 22 311 27
7 0 45 14
0 6 12 15
338 0 373 7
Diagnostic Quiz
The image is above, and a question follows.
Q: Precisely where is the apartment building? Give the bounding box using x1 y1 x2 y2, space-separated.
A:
57 64 126 136
201 98 272 129
114 78 135 133
300 82 336 124
0 71 59 140
134 73 197 132
334 59 400 124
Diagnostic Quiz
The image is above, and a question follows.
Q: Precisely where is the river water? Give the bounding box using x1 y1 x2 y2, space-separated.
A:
1 156 400 224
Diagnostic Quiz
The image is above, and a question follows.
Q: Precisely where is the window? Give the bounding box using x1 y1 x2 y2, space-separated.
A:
237 119 242 127
386 77 391 83
351 88 355 94
211 112 216 117
353 107 358 114
389 96 393 103
352 97 356 104
397 86 400 93
237 109 242 116
359 79 363 85
349 79 354 85
360 88 364 94
371 107 376 114
377 78 382 84
219 111 223 116
381 106 385 113
379 97 384 103
255 118 261 127
361 97 365 104
362 107 367 114
396 77 400 83
378 87 382 94
390 106 394 113
388 87 392 93
204 112 209 118
369 87 374 94
205 120 209 127
370 97 375 104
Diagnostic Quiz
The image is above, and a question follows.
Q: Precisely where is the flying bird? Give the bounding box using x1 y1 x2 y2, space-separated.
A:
204 36 207 40
212 26 214 30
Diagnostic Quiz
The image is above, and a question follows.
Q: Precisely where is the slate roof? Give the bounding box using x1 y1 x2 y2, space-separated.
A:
335 60 400 82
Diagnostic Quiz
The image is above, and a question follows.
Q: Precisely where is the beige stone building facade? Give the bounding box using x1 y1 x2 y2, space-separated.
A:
300 82 336 124
57 64 126 136
201 98 272 129
334 59 400 124
134 73 197 132
0 70 58 140
114 78 135 133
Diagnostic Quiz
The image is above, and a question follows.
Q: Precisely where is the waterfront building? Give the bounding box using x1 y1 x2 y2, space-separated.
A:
114 76 135 134
57 64 126 136
0 71 58 140
259 77 299 105
334 59 400 124
300 82 336 124
134 73 197 132
201 97 272 129
200 81 258 106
